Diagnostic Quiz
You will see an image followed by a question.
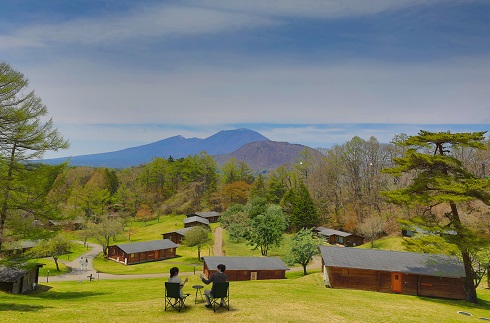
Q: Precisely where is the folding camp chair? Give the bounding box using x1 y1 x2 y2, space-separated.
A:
165 282 188 312
209 282 229 312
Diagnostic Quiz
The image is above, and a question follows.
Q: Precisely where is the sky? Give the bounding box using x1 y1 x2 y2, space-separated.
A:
1 0 489 159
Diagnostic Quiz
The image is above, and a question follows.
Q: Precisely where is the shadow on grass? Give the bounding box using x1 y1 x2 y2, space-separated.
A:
416 294 490 312
24 285 110 300
0 303 51 312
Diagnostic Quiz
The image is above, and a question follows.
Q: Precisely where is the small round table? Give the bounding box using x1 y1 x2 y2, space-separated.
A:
192 285 204 304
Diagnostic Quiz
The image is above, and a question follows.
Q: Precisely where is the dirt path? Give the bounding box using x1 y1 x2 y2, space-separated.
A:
213 226 224 256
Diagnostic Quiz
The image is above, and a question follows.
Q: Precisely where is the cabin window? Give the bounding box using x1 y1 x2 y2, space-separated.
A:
130 253 136 258
250 272 257 280
338 237 344 244
342 268 349 276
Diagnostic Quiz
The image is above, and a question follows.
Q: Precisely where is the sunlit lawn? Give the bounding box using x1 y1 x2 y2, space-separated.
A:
358 235 406 251
2 272 489 323
92 215 219 275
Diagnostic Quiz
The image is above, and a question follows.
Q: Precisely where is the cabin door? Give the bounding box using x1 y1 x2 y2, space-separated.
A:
391 272 402 293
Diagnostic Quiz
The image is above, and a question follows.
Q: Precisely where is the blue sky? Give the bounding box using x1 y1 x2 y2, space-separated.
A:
1 0 489 158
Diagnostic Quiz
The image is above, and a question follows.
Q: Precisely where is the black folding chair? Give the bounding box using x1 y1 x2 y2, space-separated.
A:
165 282 188 312
209 282 229 312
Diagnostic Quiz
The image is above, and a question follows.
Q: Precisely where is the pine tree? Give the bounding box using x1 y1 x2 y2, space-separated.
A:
382 130 490 303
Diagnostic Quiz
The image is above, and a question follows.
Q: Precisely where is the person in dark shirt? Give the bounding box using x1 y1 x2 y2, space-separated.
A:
200 263 227 308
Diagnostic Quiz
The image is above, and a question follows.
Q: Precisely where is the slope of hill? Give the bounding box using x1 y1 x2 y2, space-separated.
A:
41 128 270 168
213 141 323 172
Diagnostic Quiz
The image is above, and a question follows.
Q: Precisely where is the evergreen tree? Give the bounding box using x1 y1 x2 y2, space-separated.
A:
290 182 319 231
0 62 68 250
382 130 490 303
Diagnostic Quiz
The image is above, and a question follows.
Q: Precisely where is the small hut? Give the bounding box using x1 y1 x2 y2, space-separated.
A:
183 216 210 228
314 227 364 247
203 256 289 281
108 239 178 265
162 227 192 244
187 211 221 223
0 263 44 294
319 246 466 300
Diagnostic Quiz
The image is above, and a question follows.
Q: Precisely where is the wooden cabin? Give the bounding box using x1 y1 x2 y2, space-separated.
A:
203 256 289 281
0 263 44 294
314 227 364 247
319 246 466 300
187 211 221 223
183 216 210 228
108 239 178 265
161 227 192 244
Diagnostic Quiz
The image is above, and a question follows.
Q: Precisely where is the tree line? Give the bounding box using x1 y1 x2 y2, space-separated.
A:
1 61 490 303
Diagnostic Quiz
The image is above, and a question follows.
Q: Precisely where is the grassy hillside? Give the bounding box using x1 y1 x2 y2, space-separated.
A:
2 273 489 322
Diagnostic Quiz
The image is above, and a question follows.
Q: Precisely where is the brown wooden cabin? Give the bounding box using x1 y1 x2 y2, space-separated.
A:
0 263 44 294
203 256 289 281
314 227 364 247
161 227 192 244
183 216 210 228
319 246 466 300
108 239 178 265
187 211 221 223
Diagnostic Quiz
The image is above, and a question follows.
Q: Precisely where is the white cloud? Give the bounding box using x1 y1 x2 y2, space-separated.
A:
189 0 454 18
26 55 490 129
0 5 276 49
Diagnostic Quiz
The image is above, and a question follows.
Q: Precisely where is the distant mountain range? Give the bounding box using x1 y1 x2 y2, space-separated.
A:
41 128 321 171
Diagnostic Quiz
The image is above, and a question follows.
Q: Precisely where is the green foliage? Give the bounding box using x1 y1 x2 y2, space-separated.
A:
249 173 266 198
382 130 490 303
243 196 267 219
402 235 460 255
183 226 212 260
246 204 287 256
28 234 73 271
0 61 69 250
286 228 320 275
220 157 254 184
289 182 319 231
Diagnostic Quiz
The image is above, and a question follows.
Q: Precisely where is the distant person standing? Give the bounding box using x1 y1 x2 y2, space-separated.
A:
84 258 89 270
200 264 227 308
80 257 84 270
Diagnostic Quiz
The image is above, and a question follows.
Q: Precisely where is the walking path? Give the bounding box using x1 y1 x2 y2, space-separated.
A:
40 233 321 282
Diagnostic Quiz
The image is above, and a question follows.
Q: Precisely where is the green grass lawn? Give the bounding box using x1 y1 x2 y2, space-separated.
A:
2 273 489 322
358 235 406 251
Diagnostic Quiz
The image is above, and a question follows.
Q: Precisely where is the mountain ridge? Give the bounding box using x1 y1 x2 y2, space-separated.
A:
41 128 320 171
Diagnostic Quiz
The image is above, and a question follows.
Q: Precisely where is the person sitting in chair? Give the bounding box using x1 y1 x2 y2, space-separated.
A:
168 267 189 299
200 263 227 309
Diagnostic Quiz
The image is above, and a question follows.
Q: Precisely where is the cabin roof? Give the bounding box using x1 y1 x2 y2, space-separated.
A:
203 256 290 271
0 264 44 282
193 211 220 219
314 226 353 237
114 239 178 254
319 246 465 278
162 227 192 236
183 216 210 225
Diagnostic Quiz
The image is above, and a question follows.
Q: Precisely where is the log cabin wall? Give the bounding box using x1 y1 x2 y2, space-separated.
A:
418 276 466 300
327 266 466 300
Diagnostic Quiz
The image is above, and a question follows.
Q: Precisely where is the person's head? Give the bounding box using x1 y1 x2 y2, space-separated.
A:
170 267 179 277
217 264 226 273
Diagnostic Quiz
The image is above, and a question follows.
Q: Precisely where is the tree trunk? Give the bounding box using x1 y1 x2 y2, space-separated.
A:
197 246 201 260
302 264 307 276
450 202 478 303
462 250 478 303
54 257 60 271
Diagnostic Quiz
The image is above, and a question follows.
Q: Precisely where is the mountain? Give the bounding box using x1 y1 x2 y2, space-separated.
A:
41 128 270 168
213 141 323 172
